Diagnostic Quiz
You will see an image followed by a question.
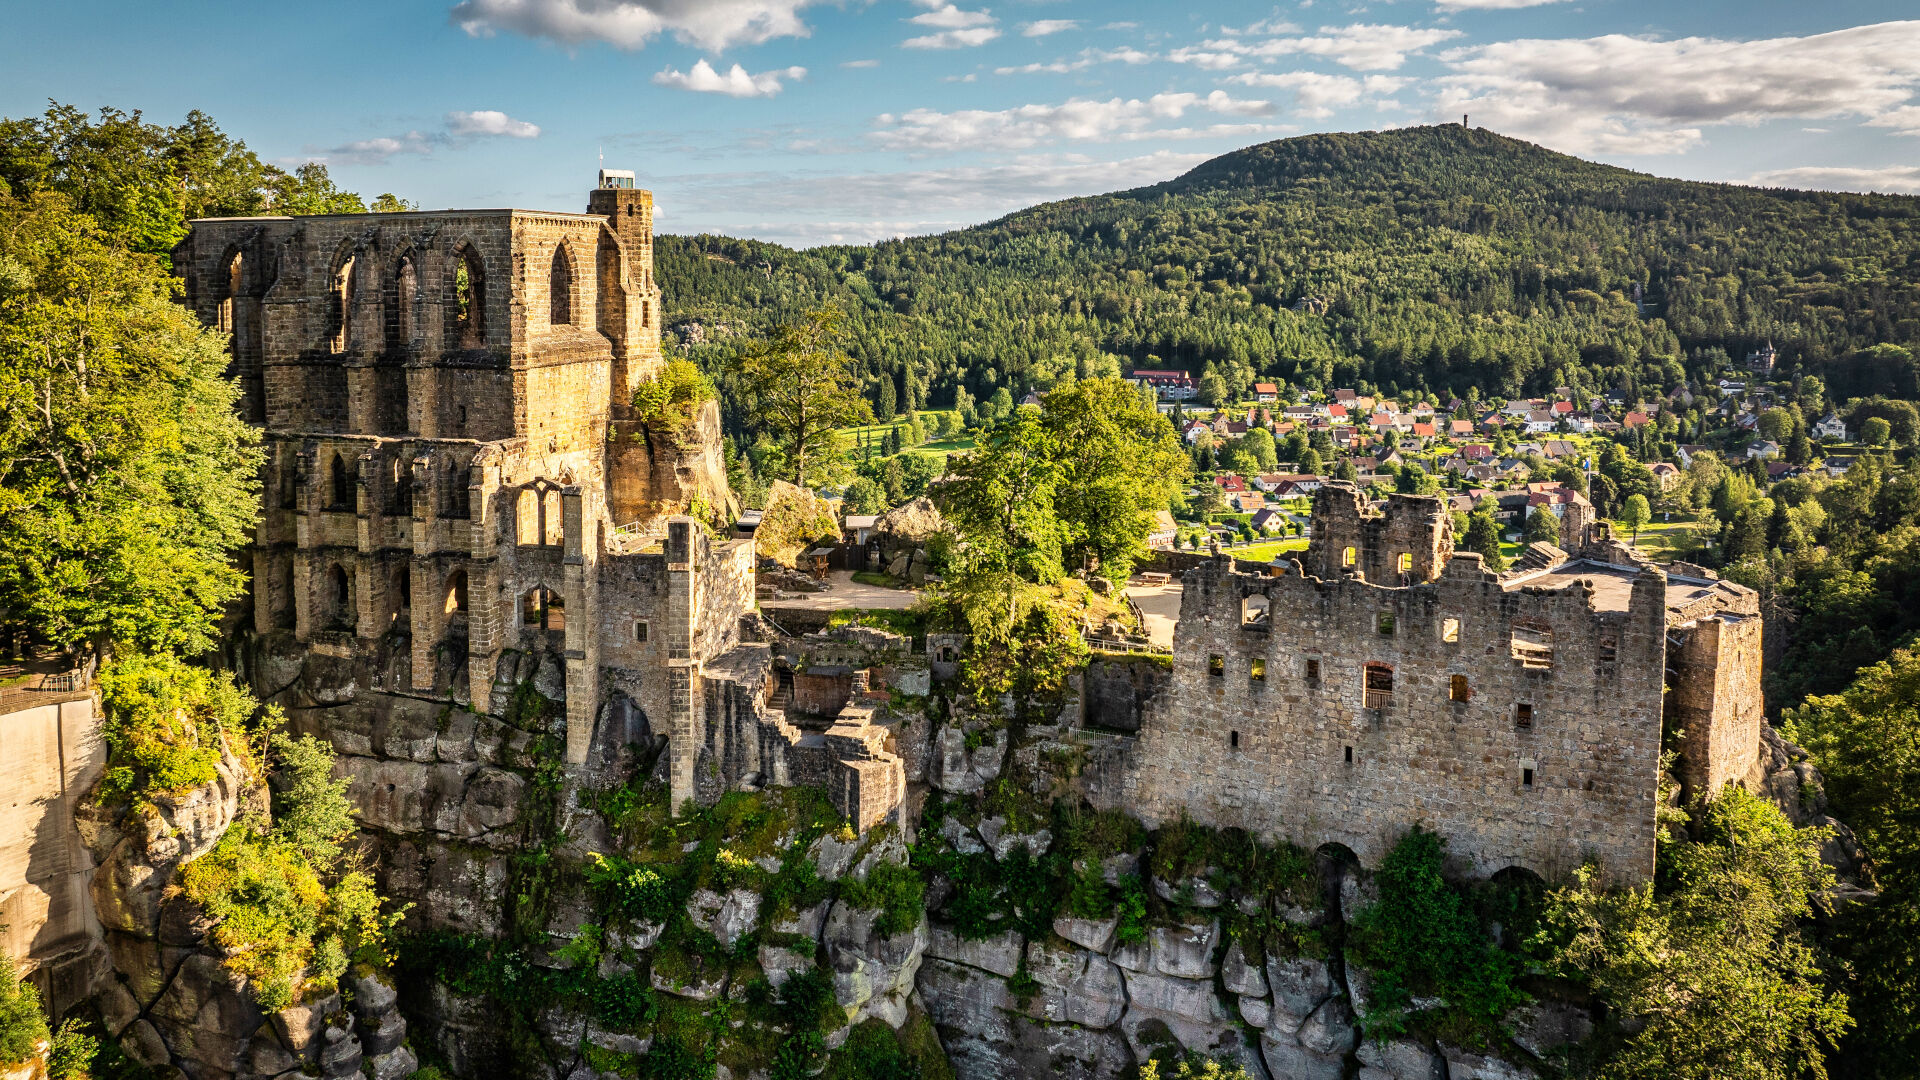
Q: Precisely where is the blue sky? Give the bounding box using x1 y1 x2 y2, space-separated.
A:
5 1 1919 246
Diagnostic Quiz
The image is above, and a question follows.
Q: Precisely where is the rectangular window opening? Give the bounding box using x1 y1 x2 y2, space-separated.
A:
1250 657 1267 682
1449 674 1470 702
634 620 650 643
1598 634 1618 678
1522 767 1534 788
1364 663 1395 710
1305 658 1321 685
1208 654 1225 677
1230 730 1241 750
1510 620 1555 669
1442 617 1461 643
1344 745 1354 765
1376 611 1396 636
1515 702 1534 729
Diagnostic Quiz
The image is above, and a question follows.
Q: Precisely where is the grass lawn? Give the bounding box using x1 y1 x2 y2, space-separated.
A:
1626 512 1713 562
1232 537 1310 561
851 570 912 589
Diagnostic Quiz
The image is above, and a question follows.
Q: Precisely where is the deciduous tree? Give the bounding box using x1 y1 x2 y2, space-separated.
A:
731 308 873 488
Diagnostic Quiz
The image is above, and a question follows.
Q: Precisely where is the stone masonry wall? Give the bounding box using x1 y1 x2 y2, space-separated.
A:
1303 485 1454 585
1107 553 1669 883
1668 614 1766 801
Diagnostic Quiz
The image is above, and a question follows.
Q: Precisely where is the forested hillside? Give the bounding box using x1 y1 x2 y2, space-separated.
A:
660 125 1920 429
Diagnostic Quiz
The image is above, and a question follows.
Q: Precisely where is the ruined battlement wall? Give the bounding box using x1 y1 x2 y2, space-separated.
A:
1304 484 1454 585
1112 555 1669 883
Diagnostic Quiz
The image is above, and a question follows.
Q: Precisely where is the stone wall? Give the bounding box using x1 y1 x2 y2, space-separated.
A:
1105 553 1669 883
1303 484 1454 585
1668 614 1765 800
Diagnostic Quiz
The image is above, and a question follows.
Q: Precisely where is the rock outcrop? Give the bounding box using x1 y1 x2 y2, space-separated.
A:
77 743 417 1080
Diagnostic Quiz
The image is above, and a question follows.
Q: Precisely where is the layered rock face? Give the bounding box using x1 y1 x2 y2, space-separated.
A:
75 744 416 1080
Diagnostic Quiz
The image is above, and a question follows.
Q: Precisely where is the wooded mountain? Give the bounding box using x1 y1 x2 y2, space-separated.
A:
659 125 1920 424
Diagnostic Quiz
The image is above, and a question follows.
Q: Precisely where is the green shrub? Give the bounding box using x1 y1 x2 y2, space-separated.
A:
1347 827 1527 1044
586 852 678 923
839 861 925 937
96 652 260 808
46 1019 95 1080
0 952 49 1066
634 360 716 432
823 1019 922 1080
1112 875 1149 946
181 818 399 1010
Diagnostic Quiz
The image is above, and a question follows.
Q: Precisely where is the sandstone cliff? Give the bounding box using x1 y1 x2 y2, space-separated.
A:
75 742 418 1080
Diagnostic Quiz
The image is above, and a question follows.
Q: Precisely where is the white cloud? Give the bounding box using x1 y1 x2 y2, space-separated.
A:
1101 22 1139 31
314 110 542 165
1023 19 1077 37
1868 105 1920 135
1167 23 1458 71
1167 46 1245 71
1748 165 1920 195
995 46 1154 76
871 92 1274 151
653 58 807 97
903 26 1000 49
1230 71 1405 117
1435 21 1920 155
1260 24 1462 70
657 150 1216 245
909 4 991 29
326 133 437 166
449 0 818 52
446 110 542 137
841 58 879 68
1434 0 1568 9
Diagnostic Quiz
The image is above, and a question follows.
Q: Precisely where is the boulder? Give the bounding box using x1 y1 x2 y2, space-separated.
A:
1221 940 1267 997
1024 938 1127 1029
1150 919 1220 979
366 1046 419 1080
823 899 927 1028
1266 955 1334 1025
1441 1045 1539 1080
977 816 1051 861
688 888 762 948
1052 914 1118 954
773 900 832 940
1356 1038 1446 1080
927 925 1023 978
1261 1033 1346 1080
758 943 817 987
1239 995 1272 1029
1153 875 1225 909
1507 1000 1594 1060
1296 996 1357 1057
1120 970 1224 1025
758 481 842 567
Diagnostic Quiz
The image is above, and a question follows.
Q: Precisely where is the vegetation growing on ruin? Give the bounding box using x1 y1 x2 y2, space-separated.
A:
1532 786 1849 1080
94 652 259 808
634 359 717 433
180 733 404 1011
1347 828 1530 1046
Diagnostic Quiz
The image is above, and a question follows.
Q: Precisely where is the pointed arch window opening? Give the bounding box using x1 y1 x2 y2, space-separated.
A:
550 244 574 326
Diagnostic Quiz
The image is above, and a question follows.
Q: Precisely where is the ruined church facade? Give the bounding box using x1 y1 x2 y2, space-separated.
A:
1105 483 1763 884
175 180 903 829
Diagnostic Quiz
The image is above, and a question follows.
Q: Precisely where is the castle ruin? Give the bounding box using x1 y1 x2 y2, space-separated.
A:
1103 482 1763 884
173 176 905 831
